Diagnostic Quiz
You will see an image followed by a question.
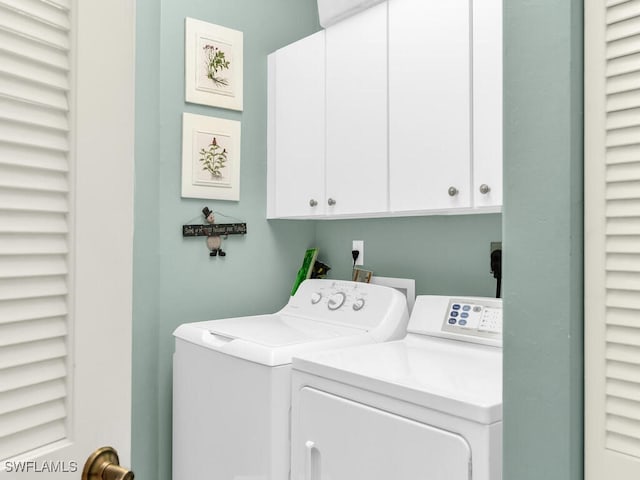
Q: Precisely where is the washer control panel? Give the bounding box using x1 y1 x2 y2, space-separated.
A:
307 283 366 313
441 299 502 339
285 279 407 331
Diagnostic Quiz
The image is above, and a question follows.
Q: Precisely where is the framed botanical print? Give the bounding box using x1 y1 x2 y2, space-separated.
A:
185 18 243 111
181 112 241 201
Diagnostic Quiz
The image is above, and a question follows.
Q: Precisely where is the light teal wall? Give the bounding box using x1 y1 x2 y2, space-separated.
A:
133 1 321 478
502 0 583 479
315 215 501 297
134 1 583 479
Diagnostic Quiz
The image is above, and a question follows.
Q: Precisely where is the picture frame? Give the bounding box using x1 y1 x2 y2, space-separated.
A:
185 17 243 111
352 268 373 284
181 112 241 201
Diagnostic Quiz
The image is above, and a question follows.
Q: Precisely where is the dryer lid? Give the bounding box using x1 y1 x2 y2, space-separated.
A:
292 335 502 424
174 313 368 366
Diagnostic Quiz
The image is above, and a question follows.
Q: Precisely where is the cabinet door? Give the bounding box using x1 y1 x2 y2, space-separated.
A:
325 2 388 216
472 0 502 208
389 0 471 212
291 387 471 480
268 31 325 218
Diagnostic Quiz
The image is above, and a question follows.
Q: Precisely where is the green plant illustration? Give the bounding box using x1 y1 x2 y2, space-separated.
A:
203 44 230 87
199 137 227 178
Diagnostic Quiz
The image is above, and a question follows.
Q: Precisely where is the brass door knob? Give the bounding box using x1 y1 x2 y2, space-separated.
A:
83 447 134 480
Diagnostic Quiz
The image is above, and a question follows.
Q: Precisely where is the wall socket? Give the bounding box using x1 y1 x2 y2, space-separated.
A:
352 240 364 266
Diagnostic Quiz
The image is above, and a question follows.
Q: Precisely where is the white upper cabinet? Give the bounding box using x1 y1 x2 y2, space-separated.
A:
472 0 502 208
267 31 326 219
388 0 471 212
325 2 388 216
267 0 502 219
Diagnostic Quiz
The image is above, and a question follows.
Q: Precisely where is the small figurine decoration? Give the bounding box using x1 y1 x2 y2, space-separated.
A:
202 207 226 257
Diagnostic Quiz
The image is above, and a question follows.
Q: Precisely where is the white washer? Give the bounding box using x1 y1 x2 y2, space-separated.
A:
290 295 503 480
172 279 409 480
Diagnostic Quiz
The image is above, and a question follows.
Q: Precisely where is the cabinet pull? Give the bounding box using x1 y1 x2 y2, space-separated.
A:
479 184 491 194
327 198 336 206
309 199 318 207
448 187 459 197
305 440 319 480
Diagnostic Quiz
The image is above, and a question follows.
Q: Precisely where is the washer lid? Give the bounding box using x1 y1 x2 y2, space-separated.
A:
174 314 368 366
292 334 502 424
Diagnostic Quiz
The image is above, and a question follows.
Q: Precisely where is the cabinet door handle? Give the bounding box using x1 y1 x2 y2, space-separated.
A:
479 184 491 194
327 198 336 206
309 199 318 207
448 186 459 197
305 440 319 480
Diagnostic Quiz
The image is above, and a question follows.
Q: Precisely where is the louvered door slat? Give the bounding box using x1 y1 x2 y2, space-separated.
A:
0 297 67 325
0 0 71 30
0 97 68 131
0 143 67 172
0 189 68 213
0 50 69 91
0 255 67 278
0 234 68 255
0 29 69 71
0 0 71 461
0 337 66 371
0 211 67 234
0 379 65 420
0 276 67 301
0 421 65 462
0 400 66 438
0 358 66 393
0 5 69 50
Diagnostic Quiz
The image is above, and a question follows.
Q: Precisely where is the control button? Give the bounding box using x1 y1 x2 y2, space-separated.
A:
452 304 461 310
450 311 459 317
459 319 467 326
473 306 482 312
310 293 322 304
462 305 471 311
460 312 469 319
327 292 346 310
448 318 457 324
352 298 365 311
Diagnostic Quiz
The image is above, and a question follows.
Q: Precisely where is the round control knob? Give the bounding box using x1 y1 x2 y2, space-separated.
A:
448 186 459 197
327 198 337 206
479 184 491 194
310 292 322 304
327 292 346 310
309 199 318 207
352 298 365 311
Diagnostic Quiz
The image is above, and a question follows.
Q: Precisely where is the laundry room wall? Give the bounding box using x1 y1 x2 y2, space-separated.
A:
133 1 321 478
314 214 502 297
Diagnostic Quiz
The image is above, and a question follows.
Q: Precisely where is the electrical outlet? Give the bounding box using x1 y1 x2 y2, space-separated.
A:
352 240 364 266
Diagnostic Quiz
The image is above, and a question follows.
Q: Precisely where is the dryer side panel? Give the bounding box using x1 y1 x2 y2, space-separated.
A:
291 387 472 480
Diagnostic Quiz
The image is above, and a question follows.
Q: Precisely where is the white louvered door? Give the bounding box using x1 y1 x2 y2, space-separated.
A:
0 0 134 476
585 0 640 477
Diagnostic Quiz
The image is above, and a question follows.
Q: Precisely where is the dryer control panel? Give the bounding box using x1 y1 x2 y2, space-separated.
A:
441 299 502 339
408 295 503 347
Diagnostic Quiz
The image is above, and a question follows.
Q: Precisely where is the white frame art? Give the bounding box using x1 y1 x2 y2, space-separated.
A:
185 17 243 111
181 112 241 201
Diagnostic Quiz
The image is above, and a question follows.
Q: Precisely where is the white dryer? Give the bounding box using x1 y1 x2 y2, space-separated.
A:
290 295 502 480
172 279 409 480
